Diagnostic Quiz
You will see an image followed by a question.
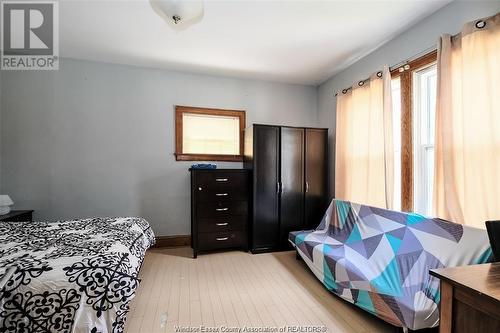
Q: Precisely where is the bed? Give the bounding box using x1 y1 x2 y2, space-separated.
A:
0 217 155 333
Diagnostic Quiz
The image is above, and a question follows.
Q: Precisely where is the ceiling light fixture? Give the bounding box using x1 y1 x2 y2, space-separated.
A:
150 0 204 27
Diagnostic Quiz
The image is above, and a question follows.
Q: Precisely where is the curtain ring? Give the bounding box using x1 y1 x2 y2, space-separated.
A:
358 81 364 87
342 89 348 94
376 71 382 78
475 20 486 29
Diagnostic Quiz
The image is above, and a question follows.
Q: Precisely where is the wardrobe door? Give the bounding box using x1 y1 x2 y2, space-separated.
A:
304 128 328 229
252 125 280 252
280 127 305 248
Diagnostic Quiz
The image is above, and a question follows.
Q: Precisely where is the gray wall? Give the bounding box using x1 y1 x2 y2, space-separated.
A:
318 0 500 196
0 58 317 236
3 1 498 237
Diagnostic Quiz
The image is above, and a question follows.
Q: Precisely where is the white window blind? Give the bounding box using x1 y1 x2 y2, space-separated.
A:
182 113 240 155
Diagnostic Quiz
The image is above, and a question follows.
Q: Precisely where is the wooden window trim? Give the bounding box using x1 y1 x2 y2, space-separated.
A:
391 50 437 212
175 106 246 162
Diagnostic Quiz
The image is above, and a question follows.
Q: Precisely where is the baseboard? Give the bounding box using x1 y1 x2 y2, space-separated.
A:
154 235 191 248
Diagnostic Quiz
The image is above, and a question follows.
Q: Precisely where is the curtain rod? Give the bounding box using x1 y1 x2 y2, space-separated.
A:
332 15 491 97
389 45 437 72
333 45 437 97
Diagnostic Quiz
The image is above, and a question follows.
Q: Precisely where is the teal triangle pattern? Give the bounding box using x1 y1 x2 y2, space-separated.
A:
295 233 306 246
386 234 402 254
407 212 426 225
336 200 351 228
345 224 362 244
356 290 376 315
323 259 337 291
370 258 402 297
434 290 441 305
426 286 440 304
475 247 493 263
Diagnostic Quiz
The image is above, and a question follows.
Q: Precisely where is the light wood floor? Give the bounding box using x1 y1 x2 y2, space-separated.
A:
125 247 394 333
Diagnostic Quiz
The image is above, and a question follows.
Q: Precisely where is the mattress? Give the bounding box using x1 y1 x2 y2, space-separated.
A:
0 217 155 333
289 200 492 330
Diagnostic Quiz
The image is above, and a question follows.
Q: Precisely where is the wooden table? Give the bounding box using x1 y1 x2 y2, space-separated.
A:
430 263 500 333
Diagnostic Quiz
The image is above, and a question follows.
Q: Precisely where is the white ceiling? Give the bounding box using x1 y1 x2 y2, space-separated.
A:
59 0 451 85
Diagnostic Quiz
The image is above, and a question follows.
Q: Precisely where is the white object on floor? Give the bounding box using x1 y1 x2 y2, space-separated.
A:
0 195 13 215
159 313 168 328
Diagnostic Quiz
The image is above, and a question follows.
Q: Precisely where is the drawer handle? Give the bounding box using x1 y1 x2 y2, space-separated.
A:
216 237 229 241
216 193 228 196
216 223 229 226
215 178 228 182
216 208 229 211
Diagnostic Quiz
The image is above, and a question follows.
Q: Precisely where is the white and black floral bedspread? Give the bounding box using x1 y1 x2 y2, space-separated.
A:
0 217 155 333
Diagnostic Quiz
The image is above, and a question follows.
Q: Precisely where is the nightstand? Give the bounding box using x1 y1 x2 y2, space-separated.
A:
0 210 34 222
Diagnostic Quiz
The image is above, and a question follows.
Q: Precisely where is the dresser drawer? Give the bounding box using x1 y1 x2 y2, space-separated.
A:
194 172 248 192
198 231 244 250
195 187 247 202
198 216 246 233
197 201 247 218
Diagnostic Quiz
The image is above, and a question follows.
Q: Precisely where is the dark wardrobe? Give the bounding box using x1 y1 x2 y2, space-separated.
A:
244 124 328 253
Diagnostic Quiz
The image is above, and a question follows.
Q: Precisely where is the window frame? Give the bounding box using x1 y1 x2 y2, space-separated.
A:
390 50 437 212
175 105 246 162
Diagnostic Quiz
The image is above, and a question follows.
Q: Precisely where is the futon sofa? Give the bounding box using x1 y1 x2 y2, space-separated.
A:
289 199 492 331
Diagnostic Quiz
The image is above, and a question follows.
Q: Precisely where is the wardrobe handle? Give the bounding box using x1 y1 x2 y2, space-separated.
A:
305 181 309 193
215 178 228 182
216 237 229 241
276 182 281 194
216 193 228 196
216 223 229 226
216 208 229 211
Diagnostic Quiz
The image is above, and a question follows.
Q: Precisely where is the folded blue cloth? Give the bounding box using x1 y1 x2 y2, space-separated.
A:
191 164 217 169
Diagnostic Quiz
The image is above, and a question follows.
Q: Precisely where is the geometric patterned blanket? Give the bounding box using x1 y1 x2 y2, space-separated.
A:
0 217 155 333
290 200 491 330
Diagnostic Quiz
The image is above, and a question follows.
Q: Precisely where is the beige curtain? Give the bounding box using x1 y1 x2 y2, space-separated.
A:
434 13 500 228
335 67 394 209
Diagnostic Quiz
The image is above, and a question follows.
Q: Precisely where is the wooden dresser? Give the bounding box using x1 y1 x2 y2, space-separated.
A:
430 263 500 333
190 169 249 258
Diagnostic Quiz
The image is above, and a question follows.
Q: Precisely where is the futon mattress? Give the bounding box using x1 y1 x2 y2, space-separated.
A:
290 200 491 330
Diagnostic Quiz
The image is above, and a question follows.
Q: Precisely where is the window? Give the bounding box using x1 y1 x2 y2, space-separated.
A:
391 77 402 211
413 65 437 215
391 50 437 214
175 106 246 162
